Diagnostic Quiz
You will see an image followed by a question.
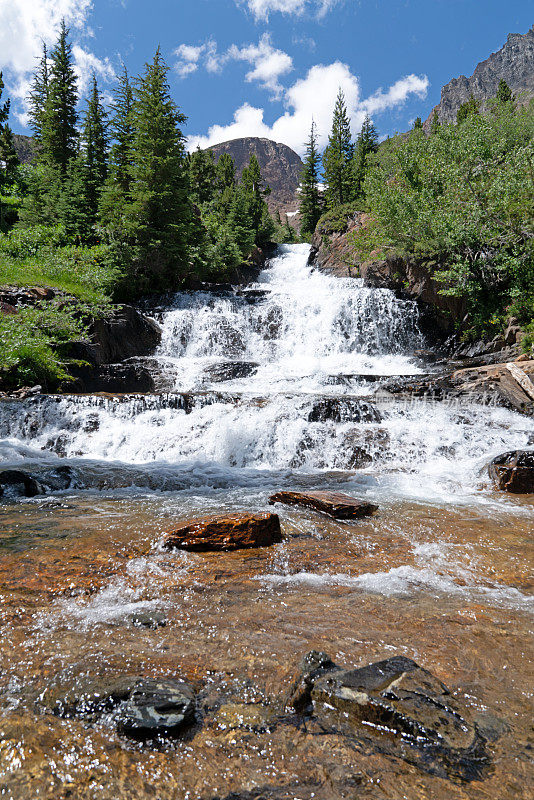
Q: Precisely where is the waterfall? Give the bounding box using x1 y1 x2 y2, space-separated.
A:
0 244 533 505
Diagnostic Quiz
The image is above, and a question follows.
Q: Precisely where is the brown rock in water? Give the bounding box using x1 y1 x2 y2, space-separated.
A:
489 450 534 493
163 512 282 552
269 490 378 519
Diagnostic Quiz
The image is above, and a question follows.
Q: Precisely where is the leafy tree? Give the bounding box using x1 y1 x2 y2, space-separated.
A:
496 79 514 104
456 94 480 124
323 88 354 207
352 114 378 200
120 47 191 293
42 19 79 174
81 74 108 227
29 43 49 143
299 119 322 236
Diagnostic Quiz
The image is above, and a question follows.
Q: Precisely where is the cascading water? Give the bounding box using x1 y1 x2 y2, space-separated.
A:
0 243 533 503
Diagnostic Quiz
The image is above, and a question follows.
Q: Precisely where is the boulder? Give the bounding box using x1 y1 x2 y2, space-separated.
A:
0 470 44 498
488 450 534 493
290 652 490 782
203 361 259 383
269 490 378 520
163 512 283 552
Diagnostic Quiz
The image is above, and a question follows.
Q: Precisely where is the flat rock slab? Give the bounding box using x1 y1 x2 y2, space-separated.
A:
292 652 490 782
489 449 534 493
163 512 283 552
269 490 378 520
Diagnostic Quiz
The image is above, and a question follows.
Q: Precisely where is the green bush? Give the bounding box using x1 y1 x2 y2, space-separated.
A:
316 201 363 235
0 304 87 390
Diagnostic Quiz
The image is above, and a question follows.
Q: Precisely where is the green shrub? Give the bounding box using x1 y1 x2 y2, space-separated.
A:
316 201 363 235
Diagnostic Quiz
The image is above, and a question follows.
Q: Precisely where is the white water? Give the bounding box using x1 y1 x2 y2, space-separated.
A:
0 243 533 508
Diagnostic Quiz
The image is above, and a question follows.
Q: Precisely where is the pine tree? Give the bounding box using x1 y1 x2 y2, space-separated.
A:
42 19 79 173
0 72 9 129
188 147 216 206
0 73 18 184
241 153 271 243
457 94 480 124
412 117 423 130
216 152 236 192
352 115 378 200
496 79 514 104
81 74 108 226
123 47 191 291
29 43 49 144
323 88 354 208
108 66 134 192
299 119 322 237
430 110 440 135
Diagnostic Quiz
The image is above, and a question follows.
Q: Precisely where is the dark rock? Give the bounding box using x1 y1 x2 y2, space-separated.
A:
163 512 283 552
117 679 195 739
0 470 44 498
41 465 76 492
489 450 534 493
293 651 491 782
307 397 382 424
286 650 339 713
269 490 378 520
71 361 156 394
203 361 259 383
88 305 161 366
45 675 195 739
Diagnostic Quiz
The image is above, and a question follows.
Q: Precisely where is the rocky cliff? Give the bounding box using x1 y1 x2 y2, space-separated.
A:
208 137 303 222
426 25 534 125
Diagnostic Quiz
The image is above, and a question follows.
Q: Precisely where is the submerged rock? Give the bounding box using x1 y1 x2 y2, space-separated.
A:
117 679 195 739
291 652 491 782
45 676 195 740
489 450 534 493
0 470 44 498
269 490 378 520
163 512 283 552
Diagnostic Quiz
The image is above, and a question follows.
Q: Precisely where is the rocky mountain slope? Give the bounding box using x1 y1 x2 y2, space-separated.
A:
426 25 534 125
208 137 303 221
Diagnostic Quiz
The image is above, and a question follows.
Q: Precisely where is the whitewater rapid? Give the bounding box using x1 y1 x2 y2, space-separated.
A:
0 243 533 509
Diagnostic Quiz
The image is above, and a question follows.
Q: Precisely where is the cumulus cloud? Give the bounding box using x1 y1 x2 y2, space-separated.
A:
174 34 292 98
228 34 293 97
237 0 339 20
188 62 429 156
0 0 116 123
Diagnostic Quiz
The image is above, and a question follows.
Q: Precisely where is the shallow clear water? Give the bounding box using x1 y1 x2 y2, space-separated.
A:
0 244 532 799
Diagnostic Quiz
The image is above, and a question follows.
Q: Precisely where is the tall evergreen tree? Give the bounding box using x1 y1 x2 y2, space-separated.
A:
352 114 378 200
81 74 108 225
29 43 49 143
241 153 271 242
412 117 423 130
108 66 134 192
0 74 19 228
323 88 353 208
42 19 79 173
188 147 216 206
216 152 236 192
299 120 322 236
122 47 191 291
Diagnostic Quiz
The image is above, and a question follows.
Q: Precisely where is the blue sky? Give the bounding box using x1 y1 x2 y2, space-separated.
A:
0 0 532 155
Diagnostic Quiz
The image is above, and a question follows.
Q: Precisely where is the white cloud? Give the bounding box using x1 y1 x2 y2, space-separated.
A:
0 0 116 124
237 0 339 20
228 34 293 97
188 62 429 156
174 34 292 98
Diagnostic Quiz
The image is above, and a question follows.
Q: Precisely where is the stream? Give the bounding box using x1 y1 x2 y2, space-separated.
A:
0 244 532 799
